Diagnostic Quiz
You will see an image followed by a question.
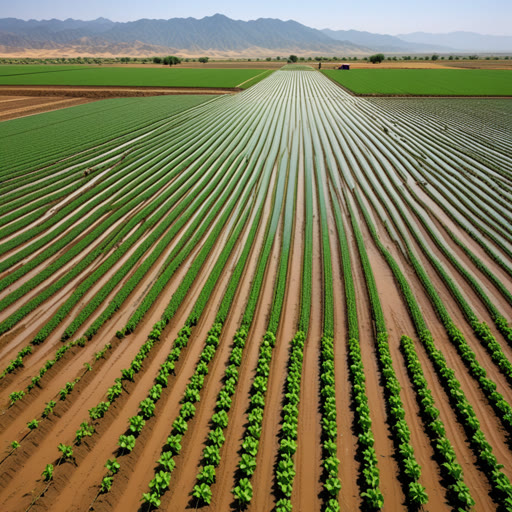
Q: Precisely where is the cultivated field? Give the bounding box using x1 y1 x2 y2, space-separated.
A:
0 66 273 89
0 70 511 512
323 68 512 96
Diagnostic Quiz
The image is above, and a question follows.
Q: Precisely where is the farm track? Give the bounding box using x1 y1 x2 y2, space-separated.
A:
0 70 511 512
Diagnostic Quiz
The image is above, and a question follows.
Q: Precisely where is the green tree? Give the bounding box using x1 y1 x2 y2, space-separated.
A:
431 54 439 61
198 57 209 64
288 55 298 63
163 55 182 66
369 53 385 64
153 56 162 64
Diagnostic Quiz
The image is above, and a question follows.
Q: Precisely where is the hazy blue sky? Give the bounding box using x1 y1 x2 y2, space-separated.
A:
2 0 511 35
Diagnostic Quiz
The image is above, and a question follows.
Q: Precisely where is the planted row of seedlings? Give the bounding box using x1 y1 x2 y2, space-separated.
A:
345 190 429 508
329 185 384 510
84 75 293 506
229 89 301 508
316 76 512 438
0 76 278 381
29 166 259 506
189 95 292 507
305 97 341 512
349 181 512 508
95 104 287 505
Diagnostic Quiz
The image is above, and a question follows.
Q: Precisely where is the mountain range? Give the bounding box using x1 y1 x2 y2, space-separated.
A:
0 14 510 58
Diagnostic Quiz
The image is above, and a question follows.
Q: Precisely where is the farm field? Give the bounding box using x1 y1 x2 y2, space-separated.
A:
0 65 273 89
323 68 512 95
0 95 96 122
0 69 511 512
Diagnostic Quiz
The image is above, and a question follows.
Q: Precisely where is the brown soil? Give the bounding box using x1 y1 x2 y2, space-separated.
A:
0 84 236 120
0 96 95 121
325 59 512 70
327 61 460 70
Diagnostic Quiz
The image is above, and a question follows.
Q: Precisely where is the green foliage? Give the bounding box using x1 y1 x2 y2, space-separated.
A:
149 470 171 494
106 458 120 475
118 434 136 452
27 419 39 430
139 398 156 419
9 390 25 405
233 478 253 505
323 69 512 95
141 492 161 507
58 443 73 460
192 482 212 505
75 422 94 444
89 401 110 420
101 476 113 493
369 53 385 64
129 415 146 434
42 464 54 481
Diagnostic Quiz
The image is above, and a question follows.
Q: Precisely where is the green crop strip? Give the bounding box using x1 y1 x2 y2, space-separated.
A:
323 69 512 96
345 189 428 508
351 188 512 507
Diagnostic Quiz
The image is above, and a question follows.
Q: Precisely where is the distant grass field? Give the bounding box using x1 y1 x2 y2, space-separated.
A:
322 69 512 96
280 64 315 71
0 65 270 88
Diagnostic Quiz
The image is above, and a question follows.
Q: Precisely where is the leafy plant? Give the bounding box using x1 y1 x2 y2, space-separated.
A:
158 451 175 472
75 422 94 444
58 443 74 461
89 401 110 420
118 434 136 452
101 476 113 493
9 390 25 405
129 415 146 433
142 492 161 507
192 482 212 505
233 478 253 505
42 464 54 481
27 419 39 430
148 470 171 495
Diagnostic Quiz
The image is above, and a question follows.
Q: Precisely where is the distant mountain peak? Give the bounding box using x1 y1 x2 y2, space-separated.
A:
1 14 509 56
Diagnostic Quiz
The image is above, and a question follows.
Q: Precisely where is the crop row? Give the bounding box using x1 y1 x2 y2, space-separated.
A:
346 190 428 508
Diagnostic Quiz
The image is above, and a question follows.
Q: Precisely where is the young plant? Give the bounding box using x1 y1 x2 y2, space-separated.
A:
118 434 136 453
58 443 74 461
27 419 39 430
129 415 146 434
233 478 253 505
191 483 212 505
106 458 121 475
42 464 54 481
101 476 113 493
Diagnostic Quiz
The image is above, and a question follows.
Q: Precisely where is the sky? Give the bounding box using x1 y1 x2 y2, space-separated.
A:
2 0 511 36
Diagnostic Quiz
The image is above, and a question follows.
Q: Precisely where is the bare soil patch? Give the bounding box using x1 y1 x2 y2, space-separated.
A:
0 96 94 121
